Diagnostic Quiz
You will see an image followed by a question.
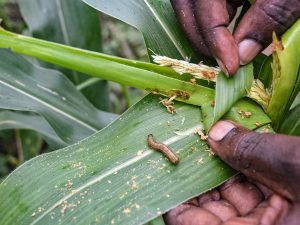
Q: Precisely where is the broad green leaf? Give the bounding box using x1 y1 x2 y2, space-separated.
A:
81 0 199 61
267 19 300 129
0 110 67 149
0 26 180 80
213 65 253 122
279 104 300 136
0 28 264 132
202 65 254 130
0 28 215 107
223 99 271 130
0 94 271 225
18 0 101 53
18 0 111 111
0 49 117 144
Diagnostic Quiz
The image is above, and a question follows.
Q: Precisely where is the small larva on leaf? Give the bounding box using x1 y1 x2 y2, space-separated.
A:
147 134 179 165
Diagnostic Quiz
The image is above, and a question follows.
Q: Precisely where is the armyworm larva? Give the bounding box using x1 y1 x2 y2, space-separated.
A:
147 134 179 164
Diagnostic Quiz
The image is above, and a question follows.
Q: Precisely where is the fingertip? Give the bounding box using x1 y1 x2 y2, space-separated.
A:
216 56 240 77
208 121 237 142
238 39 262 65
207 121 238 159
226 63 240 77
207 121 251 167
213 33 240 76
216 58 229 76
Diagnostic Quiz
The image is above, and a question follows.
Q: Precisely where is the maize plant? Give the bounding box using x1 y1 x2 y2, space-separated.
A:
0 0 299 225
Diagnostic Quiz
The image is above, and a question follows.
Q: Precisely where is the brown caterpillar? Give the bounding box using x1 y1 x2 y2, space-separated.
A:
147 134 179 165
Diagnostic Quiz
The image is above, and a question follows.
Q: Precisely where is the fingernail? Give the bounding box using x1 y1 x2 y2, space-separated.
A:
238 39 262 65
216 58 229 77
209 121 236 141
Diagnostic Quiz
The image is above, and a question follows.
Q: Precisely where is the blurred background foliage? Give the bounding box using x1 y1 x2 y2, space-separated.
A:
0 0 148 180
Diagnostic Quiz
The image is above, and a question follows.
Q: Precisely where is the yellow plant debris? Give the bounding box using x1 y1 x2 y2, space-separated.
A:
152 55 220 81
194 127 208 141
238 110 252 118
159 95 177 114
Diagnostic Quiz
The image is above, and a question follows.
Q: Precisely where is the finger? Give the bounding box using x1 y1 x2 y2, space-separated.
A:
207 121 300 202
170 0 211 56
219 175 264 216
201 200 238 221
222 217 258 225
198 189 220 205
194 0 240 76
165 205 222 225
247 201 269 220
234 0 300 64
164 204 193 225
277 203 300 225
260 195 290 225
254 182 273 199
185 197 200 207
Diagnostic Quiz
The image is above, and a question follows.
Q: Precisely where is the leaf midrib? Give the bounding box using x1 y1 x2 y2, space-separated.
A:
0 80 98 132
142 0 187 59
55 0 80 83
29 124 202 224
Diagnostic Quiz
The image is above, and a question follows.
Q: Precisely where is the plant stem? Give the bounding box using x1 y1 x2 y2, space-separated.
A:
15 130 24 164
0 27 215 106
121 85 132 108
76 77 102 91
266 20 300 129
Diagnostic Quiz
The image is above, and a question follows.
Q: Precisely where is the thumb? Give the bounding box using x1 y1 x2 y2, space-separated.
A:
207 121 300 202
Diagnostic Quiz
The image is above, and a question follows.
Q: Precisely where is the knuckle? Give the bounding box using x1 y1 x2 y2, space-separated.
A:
235 132 263 155
233 132 264 170
260 1 300 29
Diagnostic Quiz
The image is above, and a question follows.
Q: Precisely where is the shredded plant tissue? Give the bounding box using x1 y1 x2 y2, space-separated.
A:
152 55 220 81
153 54 271 114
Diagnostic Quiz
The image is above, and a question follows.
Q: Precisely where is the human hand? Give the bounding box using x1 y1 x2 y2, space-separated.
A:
165 121 300 225
171 0 300 76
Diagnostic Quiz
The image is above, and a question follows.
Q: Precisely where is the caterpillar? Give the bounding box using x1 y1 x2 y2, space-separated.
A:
147 134 179 165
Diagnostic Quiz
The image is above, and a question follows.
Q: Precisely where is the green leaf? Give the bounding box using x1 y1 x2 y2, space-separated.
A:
0 94 271 225
223 99 271 130
0 28 264 132
0 110 67 149
18 0 101 52
18 0 111 111
0 28 215 107
202 64 254 130
0 95 236 225
0 49 117 144
82 0 199 61
267 19 300 129
279 104 300 136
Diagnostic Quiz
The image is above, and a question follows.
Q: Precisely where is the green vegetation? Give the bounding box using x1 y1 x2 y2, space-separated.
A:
0 1 299 224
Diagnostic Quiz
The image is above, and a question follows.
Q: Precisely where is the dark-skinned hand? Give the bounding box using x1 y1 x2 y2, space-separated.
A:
171 0 300 76
165 121 300 225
